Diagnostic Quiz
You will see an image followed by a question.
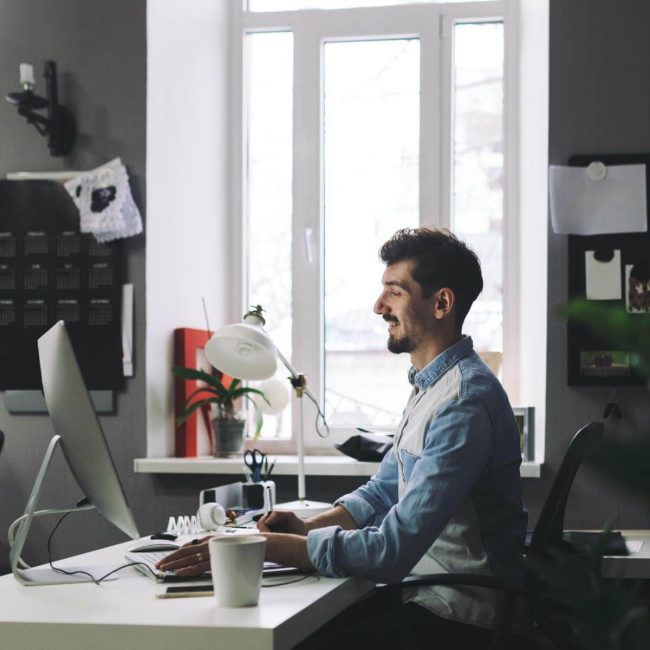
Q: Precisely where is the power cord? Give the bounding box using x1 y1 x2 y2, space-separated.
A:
46 508 161 585
45 507 312 587
304 390 330 439
262 573 314 588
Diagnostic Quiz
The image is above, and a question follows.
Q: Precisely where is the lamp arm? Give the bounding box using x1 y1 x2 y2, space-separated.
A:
274 347 299 382
275 346 317 403
275 346 329 438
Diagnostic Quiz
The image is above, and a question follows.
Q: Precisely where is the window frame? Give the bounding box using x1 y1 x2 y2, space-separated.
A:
229 0 518 452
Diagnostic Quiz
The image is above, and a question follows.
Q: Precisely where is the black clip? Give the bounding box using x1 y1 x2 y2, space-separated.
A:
603 391 622 420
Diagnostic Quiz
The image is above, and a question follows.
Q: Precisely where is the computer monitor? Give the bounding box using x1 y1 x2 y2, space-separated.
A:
10 321 140 585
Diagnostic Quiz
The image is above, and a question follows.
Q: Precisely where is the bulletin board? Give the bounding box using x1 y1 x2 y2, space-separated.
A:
0 179 124 390
567 153 650 386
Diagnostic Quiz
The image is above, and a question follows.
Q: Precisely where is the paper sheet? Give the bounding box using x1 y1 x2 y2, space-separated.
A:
550 164 647 235
585 249 622 300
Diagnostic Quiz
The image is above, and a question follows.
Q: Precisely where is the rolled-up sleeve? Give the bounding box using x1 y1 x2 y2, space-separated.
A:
334 447 399 528
307 397 492 582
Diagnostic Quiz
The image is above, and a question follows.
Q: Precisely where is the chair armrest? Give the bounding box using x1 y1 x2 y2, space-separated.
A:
378 572 526 595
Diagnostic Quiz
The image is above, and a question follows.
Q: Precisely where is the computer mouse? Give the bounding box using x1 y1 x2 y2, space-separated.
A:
128 540 181 553
150 532 178 541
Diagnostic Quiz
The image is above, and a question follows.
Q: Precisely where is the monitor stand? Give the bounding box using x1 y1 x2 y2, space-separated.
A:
10 435 118 586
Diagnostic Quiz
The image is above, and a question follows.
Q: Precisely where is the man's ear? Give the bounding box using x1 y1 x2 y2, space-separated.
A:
433 288 455 320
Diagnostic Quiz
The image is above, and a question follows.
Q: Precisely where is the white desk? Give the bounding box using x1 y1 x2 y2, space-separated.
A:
602 530 650 579
1 532 648 650
0 540 374 650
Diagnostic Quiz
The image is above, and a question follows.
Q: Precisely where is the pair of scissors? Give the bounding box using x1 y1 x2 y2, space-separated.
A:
244 448 267 483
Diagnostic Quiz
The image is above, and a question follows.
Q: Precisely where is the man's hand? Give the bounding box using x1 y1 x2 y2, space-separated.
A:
257 505 358 535
155 536 212 577
257 510 309 535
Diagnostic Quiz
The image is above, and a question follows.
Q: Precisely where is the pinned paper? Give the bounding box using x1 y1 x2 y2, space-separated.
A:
550 164 647 235
585 249 622 300
64 158 143 243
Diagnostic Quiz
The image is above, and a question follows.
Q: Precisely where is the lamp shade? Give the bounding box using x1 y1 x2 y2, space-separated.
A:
204 322 277 381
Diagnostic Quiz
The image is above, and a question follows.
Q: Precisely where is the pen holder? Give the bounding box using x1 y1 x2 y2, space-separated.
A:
243 481 275 511
199 481 275 513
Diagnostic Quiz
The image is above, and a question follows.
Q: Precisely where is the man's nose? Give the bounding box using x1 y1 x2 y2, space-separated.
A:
373 294 386 315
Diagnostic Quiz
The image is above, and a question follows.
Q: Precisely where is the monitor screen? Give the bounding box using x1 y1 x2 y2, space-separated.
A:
38 320 139 539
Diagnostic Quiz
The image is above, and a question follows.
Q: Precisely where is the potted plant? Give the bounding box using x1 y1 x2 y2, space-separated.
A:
172 366 268 457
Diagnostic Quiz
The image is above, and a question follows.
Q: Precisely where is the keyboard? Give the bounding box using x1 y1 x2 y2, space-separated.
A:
125 548 304 582
124 549 190 582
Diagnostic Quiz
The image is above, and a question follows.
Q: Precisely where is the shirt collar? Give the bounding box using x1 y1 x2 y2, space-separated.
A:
409 336 474 390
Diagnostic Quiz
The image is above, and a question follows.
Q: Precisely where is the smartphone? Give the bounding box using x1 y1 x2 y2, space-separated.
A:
156 584 214 598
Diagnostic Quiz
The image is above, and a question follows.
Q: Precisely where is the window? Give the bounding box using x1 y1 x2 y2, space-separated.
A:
232 0 524 450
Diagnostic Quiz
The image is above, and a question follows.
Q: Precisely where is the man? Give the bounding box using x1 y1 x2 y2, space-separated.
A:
159 227 528 648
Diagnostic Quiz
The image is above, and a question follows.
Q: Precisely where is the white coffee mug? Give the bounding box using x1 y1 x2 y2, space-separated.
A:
208 535 267 607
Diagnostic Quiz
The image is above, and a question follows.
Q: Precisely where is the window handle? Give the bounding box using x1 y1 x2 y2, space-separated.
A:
304 227 314 263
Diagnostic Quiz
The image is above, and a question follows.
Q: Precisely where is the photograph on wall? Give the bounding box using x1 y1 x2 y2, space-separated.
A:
579 350 634 378
625 262 650 313
585 249 622 300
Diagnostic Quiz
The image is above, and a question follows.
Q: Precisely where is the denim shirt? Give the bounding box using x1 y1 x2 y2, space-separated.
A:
307 336 527 628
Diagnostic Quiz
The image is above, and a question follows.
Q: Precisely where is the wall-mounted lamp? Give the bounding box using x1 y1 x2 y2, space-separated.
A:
5 61 76 157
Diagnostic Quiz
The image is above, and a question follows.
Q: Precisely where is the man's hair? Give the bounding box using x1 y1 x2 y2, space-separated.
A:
379 227 483 327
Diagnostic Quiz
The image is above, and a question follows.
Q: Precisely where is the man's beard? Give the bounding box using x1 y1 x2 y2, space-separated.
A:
387 332 415 354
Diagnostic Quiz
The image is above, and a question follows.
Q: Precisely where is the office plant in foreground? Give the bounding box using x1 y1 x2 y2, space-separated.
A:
172 366 268 456
533 301 650 649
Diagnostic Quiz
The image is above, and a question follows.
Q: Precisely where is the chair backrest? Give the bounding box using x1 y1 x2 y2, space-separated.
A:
526 422 605 649
528 421 604 556
0 430 4 456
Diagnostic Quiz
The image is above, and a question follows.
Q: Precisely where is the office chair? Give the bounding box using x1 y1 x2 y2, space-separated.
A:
380 421 605 650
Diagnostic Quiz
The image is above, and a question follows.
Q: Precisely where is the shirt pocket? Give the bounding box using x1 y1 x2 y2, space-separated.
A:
399 449 420 484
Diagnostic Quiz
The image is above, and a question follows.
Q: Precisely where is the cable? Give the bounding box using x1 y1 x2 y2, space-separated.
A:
46 510 161 585
47 511 102 584
304 390 330 439
93 561 162 583
8 501 95 569
261 573 313 588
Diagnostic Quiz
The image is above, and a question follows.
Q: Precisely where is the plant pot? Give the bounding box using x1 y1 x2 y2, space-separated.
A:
212 417 246 457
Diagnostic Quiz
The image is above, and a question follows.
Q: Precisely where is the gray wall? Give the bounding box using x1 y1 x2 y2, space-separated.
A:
526 0 650 531
1 0 649 575
0 0 193 572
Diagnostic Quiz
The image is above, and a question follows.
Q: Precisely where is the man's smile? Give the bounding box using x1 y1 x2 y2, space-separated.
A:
384 316 399 332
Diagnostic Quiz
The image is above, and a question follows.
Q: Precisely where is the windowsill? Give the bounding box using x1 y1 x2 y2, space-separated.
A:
134 456 543 478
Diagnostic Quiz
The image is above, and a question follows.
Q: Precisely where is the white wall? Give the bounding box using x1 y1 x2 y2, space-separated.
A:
518 0 548 462
146 1 231 456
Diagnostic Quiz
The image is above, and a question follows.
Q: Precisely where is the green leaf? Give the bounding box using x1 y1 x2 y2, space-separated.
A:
242 395 265 440
230 386 269 405
178 397 230 423
561 300 650 378
171 366 229 393
183 385 224 406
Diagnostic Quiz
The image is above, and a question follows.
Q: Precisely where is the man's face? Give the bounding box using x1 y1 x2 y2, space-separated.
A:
373 260 437 355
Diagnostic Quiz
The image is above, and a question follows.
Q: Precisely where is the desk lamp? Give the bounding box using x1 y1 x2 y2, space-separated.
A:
205 306 330 515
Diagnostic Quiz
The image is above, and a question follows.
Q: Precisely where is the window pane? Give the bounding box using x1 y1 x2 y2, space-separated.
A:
452 22 504 372
323 39 419 429
247 0 489 11
246 32 293 439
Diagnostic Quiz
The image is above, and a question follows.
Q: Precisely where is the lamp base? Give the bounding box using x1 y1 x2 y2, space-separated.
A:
274 499 331 519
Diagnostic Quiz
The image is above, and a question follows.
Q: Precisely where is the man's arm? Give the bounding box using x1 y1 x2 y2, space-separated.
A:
306 398 494 583
256 505 357 570
260 533 313 570
258 504 357 535
259 446 401 537
305 504 358 531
